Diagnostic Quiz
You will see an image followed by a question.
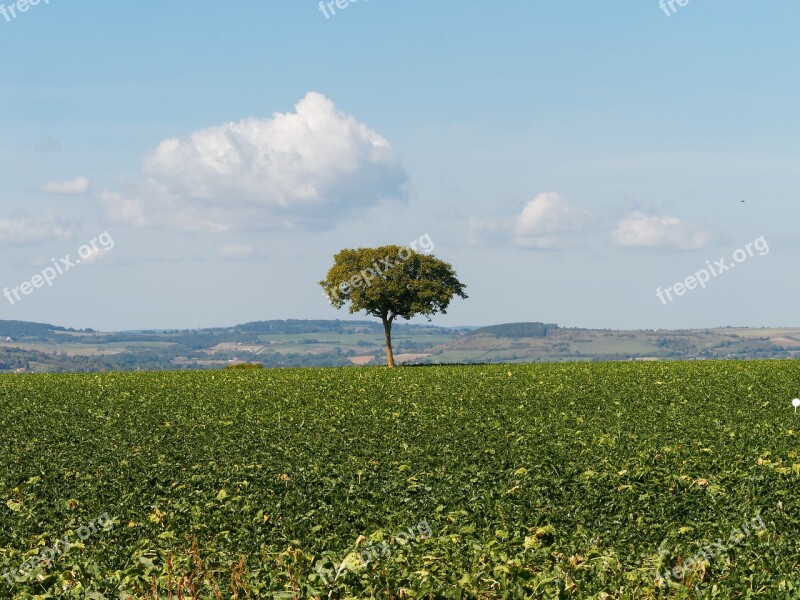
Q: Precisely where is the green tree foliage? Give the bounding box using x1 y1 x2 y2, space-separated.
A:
320 246 467 366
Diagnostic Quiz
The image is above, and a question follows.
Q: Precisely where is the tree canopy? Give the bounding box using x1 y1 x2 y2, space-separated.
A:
320 245 467 367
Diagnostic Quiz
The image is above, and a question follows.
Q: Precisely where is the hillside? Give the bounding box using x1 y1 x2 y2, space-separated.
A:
427 325 800 364
1 320 799 373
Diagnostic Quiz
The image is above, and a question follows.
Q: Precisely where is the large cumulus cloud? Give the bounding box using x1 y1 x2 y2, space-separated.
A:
99 92 408 232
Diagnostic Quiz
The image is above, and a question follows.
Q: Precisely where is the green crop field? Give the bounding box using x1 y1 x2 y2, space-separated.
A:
1 362 800 598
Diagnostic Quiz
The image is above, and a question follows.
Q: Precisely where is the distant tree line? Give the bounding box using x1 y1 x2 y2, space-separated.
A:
0 320 73 339
470 322 557 339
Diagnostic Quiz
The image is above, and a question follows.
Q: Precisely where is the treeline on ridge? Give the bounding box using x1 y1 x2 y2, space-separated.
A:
469 322 558 338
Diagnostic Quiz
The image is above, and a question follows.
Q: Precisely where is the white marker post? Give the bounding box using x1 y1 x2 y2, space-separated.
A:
792 398 800 414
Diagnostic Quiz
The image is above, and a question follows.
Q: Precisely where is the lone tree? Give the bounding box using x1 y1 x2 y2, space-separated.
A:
320 245 467 367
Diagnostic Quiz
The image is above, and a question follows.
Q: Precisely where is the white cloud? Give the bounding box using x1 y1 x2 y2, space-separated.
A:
472 192 594 249
612 211 714 250
98 191 148 228
512 192 593 248
0 212 73 246
38 176 91 195
99 92 408 232
217 244 256 259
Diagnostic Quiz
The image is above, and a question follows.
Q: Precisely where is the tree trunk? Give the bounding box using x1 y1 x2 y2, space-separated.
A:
382 317 396 368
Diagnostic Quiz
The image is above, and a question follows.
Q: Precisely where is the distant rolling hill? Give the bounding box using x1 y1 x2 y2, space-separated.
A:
0 320 798 373
429 324 800 364
0 319 79 340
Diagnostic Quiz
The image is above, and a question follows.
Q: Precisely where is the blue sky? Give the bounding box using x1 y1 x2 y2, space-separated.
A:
1 0 798 331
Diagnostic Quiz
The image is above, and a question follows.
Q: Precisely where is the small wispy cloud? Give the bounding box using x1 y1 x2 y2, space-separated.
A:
38 176 91 195
98 191 148 227
34 136 62 153
0 212 73 246
612 211 714 250
217 244 256 259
